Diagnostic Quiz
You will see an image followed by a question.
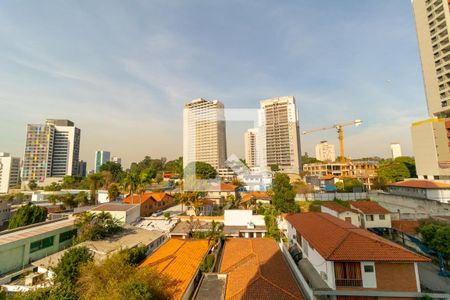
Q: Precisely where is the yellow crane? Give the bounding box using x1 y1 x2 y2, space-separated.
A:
302 120 362 164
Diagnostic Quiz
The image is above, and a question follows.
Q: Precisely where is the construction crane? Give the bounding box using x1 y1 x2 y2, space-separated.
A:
302 120 362 164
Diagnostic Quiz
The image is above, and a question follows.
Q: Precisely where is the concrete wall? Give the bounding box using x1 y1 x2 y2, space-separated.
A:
296 192 368 202
371 192 450 219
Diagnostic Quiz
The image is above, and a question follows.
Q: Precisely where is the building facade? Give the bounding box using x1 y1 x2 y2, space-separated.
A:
411 0 450 179
111 156 122 165
22 119 80 185
315 140 336 162
258 96 302 174
94 151 110 173
0 152 20 194
183 98 227 170
390 143 402 159
244 128 258 168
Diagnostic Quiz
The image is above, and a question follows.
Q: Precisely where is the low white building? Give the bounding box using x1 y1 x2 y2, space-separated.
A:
350 201 391 229
387 180 450 204
89 203 140 224
320 202 361 227
0 153 20 194
239 171 272 192
223 210 266 238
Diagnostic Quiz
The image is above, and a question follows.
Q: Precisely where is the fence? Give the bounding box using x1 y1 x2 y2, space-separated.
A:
295 192 368 202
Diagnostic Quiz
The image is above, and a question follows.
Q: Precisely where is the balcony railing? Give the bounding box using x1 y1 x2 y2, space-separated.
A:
335 279 363 287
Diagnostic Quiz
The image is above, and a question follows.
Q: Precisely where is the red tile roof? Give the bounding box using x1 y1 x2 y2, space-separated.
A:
389 180 450 189
123 192 172 204
220 238 303 299
286 213 429 262
241 191 270 203
321 202 359 214
392 220 420 235
207 183 238 192
350 201 390 214
320 174 335 180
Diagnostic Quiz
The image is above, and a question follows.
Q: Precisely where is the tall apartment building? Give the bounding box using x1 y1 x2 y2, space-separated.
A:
183 98 227 170
22 119 81 184
111 156 122 165
95 151 111 173
390 143 402 159
411 0 450 179
315 140 336 162
0 153 20 194
244 128 258 168
258 96 302 174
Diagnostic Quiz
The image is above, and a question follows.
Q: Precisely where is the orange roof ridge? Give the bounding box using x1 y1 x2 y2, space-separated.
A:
221 252 256 274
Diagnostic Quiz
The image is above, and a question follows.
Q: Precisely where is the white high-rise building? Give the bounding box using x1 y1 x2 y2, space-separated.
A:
22 119 80 185
111 156 122 165
315 141 336 162
183 98 227 170
0 153 20 194
95 151 111 173
411 0 450 179
258 96 302 174
390 143 402 159
244 128 258 168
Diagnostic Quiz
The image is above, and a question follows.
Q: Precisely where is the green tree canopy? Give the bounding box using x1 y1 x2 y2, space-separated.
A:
8 204 47 229
394 156 417 178
272 173 299 213
184 161 217 179
100 161 125 182
107 183 121 202
376 160 410 183
164 157 183 175
74 212 122 243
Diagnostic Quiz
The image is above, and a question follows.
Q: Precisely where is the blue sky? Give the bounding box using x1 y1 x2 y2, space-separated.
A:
0 0 427 169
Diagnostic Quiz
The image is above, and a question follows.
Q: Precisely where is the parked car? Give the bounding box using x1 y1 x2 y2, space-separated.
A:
152 210 163 217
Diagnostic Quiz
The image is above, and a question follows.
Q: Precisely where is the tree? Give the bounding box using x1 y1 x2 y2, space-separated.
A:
395 156 417 178
269 164 280 172
264 206 281 241
74 191 89 207
74 212 122 243
119 245 148 266
137 168 157 195
28 179 38 191
293 180 314 199
301 155 321 164
87 173 103 205
122 172 140 198
99 161 125 182
76 252 172 300
338 177 364 193
155 173 164 184
44 182 62 191
164 157 183 175
62 176 84 189
108 183 120 202
231 179 244 187
272 173 299 213
184 161 217 179
52 247 93 299
8 204 47 229
101 171 113 190
377 160 410 183
431 226 450 256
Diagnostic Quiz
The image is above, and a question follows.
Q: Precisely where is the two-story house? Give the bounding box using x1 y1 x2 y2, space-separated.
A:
285 213 429 299
123 192 175 217
321 202 361 227
350 201 392 229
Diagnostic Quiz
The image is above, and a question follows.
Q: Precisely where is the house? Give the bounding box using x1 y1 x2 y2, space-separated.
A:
387 180 450 204
169 220 214 239
320 202 361 227
350 201 392 229
123 192 175 217
197 238 303 299
285 213 429 298
89 203 140 224
239 171 273 192
140 239 210 300
319 174 341 192
240 191 271 207
223 210 266 238
206 183 238 202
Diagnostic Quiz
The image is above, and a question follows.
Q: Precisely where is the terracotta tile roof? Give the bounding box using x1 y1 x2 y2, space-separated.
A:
286 213 429 262
392 220 420 235
241 192 270 203
219 238 303 300
321 202 359 214
90 203 137 212
388 180 450 189
123 192 172 204
320 174 335 180
207 183 238 192
140 239 210 299
350 201 390 214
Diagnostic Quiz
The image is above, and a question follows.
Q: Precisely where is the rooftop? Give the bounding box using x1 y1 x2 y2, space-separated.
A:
321 202 359 214
123 192 173 204
219 238 303 300
140 239 210 300
286 213 429 262
0 218 74 247
388 180 450 189
135 218 179 232
33 226 165 269
207 183 238 192
90 203 138 212
241 191 270 203
194 273 227 300
350 200 390 214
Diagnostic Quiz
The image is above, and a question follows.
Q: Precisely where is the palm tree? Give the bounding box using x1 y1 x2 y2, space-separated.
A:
87 173 103 205
122 172 139 204
206 220 224 246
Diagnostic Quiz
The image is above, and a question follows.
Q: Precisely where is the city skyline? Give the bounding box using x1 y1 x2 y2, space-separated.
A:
0 1 426 168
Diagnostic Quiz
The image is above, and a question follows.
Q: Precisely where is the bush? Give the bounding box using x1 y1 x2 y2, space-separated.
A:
8 204 47 229
120 245 148 265
200 254 215 273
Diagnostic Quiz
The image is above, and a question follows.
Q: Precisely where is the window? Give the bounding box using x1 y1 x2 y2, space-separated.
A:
379 214 385 220
30 236 54 253
59 229 77 243
334 262 363 287
296 231 302 246
366 215 374 221
364 265 374 273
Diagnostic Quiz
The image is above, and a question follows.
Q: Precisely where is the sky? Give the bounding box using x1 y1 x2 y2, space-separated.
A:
0 0 428 170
